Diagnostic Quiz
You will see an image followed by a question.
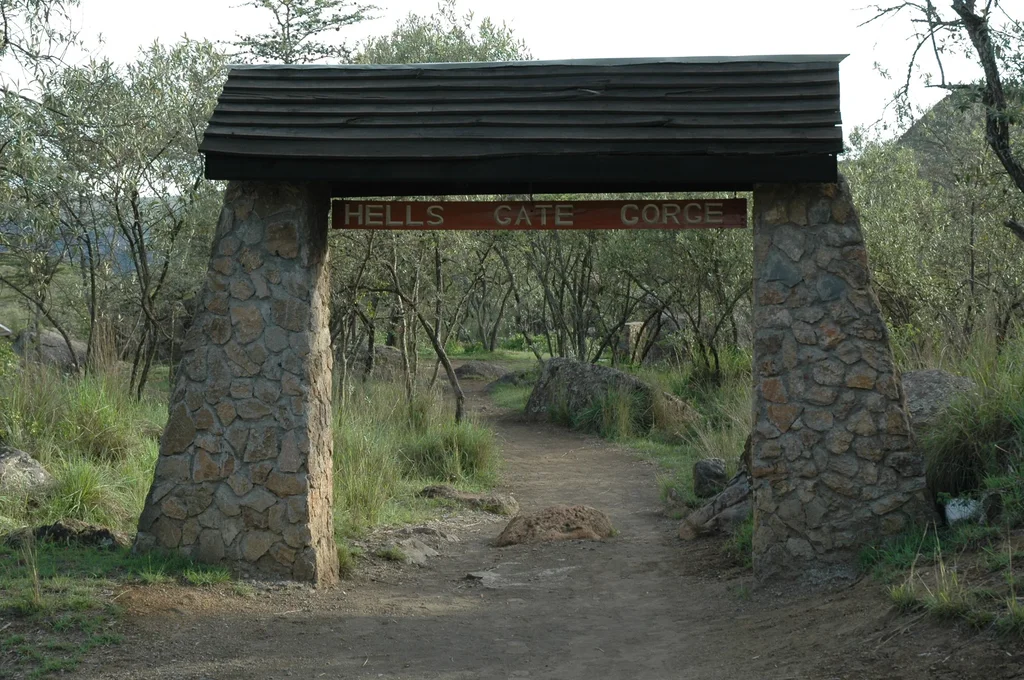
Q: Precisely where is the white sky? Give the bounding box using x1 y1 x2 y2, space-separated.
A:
70 0 994 141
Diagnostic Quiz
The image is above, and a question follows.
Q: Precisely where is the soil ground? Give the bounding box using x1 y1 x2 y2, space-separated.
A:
79 381 1024 680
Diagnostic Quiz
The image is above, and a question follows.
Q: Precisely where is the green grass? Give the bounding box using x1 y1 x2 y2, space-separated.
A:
333 381 500 539
376 546 407 562
0 540 237 678
489 383 533 411
0 359 165 537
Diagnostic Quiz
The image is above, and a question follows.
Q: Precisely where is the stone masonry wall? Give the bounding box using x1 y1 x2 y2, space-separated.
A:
751 178 934 581
135 181 339 585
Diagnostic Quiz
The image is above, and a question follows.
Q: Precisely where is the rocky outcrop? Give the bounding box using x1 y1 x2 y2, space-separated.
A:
0 447 53 496
13 329 86 373
901 369 976 433
526 358 699 433
419 485 519 516
495 505 614 546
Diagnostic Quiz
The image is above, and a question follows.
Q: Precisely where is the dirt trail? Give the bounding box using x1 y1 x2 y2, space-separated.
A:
82 385 1022 680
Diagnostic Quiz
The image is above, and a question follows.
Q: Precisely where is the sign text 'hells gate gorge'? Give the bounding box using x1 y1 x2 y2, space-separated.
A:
332 199 748 231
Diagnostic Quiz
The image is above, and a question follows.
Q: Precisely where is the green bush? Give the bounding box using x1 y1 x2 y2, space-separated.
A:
500 333 529 352
922 336 1024 502
333 381 500 536
0 366 164 535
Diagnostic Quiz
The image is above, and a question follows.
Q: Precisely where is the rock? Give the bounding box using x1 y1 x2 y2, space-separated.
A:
526 358 699 433
486 369 536 392
693 458 728 498
494 505 614 546
13 329 86 373
902 369 976 433
349 345 405 380
418 485 519 516
678 472 752 540
5 520 129 551
392 537 439 566
0 446 53 495
454 361 504 381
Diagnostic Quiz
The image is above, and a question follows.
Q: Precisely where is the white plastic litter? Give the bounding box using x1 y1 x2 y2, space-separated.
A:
944 497 982 525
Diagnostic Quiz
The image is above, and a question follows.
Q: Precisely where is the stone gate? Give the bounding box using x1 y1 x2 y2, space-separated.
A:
135 56 934 584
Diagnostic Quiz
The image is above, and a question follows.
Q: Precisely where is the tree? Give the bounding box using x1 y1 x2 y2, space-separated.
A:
868 1 1024 238
0 0 77 70
232 0 375 64
356 0 529 64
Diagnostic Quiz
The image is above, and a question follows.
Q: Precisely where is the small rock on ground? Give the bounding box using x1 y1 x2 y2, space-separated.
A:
391 538 439 566
0 446 53 496
419 485 519 516
693 458 727 498
495 505 614 547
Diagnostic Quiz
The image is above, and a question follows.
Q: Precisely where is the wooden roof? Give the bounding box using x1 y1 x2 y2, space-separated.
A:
200 56 846 195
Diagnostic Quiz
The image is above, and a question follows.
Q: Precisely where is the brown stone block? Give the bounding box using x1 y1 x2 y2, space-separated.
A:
812 359 845 386
244 427 279 462
162 404 197 455
193 450 234 482
884 406 910 436
239 248 263 272
198 529 225 562
230 278 256 301
853 436 884 462
251 461 274 485
155 453 191 483
266 472 308 496
161 495 189 520
846 410 878 436
767 404 802 433
805 385 838 406
283 524 313 549
870 493 909 516
240 531 276 562
846 364 878 390
760 377 787 404
216 402 237 427
802 409 834 432
151 516 183 548
788 196 809 226
237 398 273 421
270 542 297 566
820 472 859 498
272 299 310 333
231 306 265 344
793 322 817 346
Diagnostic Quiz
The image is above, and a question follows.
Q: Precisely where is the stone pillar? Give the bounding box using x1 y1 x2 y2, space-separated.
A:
135 182 339 585
751 177 934 582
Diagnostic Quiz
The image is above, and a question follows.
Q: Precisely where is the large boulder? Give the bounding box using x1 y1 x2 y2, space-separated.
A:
901 369 977 434
495 505 614 546
0 446 53 496
13 329 86 373
525 358 699 433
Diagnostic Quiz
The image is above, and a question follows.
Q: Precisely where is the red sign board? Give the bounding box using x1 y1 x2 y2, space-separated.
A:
332 199 747 231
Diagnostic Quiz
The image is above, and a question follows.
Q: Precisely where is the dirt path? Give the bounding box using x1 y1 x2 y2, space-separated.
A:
81 386 1022 680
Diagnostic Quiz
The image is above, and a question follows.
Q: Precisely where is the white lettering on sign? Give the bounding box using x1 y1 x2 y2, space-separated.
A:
335 199 745 230
619 202 725 227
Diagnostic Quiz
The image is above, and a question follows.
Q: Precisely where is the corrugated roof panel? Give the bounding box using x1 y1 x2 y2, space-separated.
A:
199 55 845 194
